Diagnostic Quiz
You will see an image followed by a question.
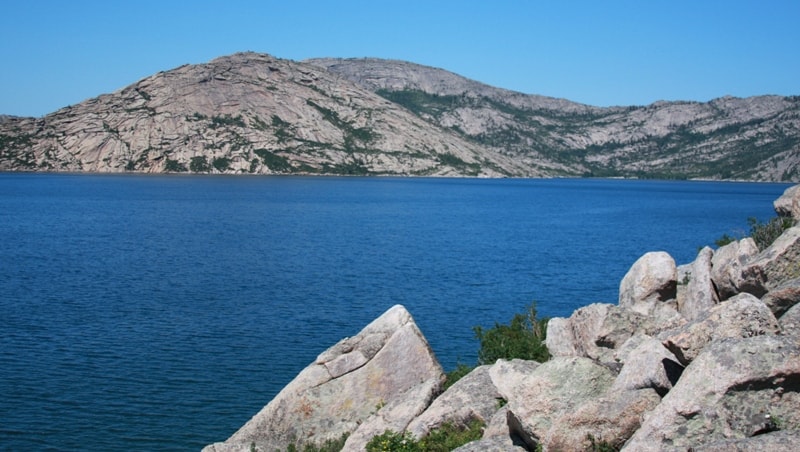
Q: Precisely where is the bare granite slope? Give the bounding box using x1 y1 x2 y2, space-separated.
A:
2 52 799 180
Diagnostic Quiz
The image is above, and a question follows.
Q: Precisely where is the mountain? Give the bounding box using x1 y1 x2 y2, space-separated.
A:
2 52 799 180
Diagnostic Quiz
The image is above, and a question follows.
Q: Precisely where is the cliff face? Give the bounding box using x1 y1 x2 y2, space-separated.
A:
2 52 799 180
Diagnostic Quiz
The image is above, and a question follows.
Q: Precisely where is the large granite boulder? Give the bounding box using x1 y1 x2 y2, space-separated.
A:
740 226 800 296
623 335 800 451
610 335 683 396
774 184 800 219
710 237 759 300
677 247 720 320
779 302 800 338
619 251 678 316
661 292 780 366
203 305 444 452
544 388 661 451
761 277 800 318
546 303 666 364
406 365 501 439
504 357 616 450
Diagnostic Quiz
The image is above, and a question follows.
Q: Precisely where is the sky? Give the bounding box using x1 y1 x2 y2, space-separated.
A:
1 1 798 117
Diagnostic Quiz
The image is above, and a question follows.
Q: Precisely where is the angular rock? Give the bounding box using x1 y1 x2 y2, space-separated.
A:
406 365 501 439
343 378 440 451
610 335 683 396
619 251 678 316
504 357 616 450
452 436 526 452
544 388 661 451
622 335 800 451
711 237 760 300
779 302 800 338
740 226 800 297
677 246 720 320
692 430 800 452
202 305 444 452
543 317 578 357
487 358 541 401
661 292 781 365
546 303 656 363
761 277 800 318
773 184 800 219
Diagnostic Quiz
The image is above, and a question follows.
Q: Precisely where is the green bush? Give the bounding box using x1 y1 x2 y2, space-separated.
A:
365 420 484 452
190 156 210 172
748 216 794 250
473 302 550 365
212 157 230 172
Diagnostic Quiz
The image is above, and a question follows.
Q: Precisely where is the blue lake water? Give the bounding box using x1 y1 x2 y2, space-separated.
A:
0 174 791 450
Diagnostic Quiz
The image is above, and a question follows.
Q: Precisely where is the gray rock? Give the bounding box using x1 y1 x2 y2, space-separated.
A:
546 303 656 364
661 292 780 365
543 317 578 357
740 226 800 297
622 335 800 451
544 388 661 451
619 251 678 317
343 377 441 451
779 302 800 337
504 357 616 450
406 365 501 439
202 305 444 452
761 277 800 318
677 247 720 320
611 335 683 396
692 430 800 452
710 237 759 301
452 436 526 452
773 184 800 219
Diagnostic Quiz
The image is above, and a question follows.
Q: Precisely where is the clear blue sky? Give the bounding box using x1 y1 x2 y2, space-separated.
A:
2 1 798 117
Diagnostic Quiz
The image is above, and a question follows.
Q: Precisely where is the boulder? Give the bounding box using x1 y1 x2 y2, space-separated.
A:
619 251 678 317
487 358 541 402
543 317 578 357
773 184 800 219
779 302 800 338
544 388 661 451
610 335 683 396
761 277 800 318
452 435 526 451
677 247 720 320
406 365 501 439
691 430 800 451
661 292 781 366
546 303 657 364
622 335 800 451
504 357 616 450
202 305 444 452
710 237 759 300
343 378 440 451
740 226 800 297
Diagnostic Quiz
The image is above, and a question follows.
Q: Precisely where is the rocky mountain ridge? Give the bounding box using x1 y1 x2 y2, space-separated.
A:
204 185 800 451
1 52 799 180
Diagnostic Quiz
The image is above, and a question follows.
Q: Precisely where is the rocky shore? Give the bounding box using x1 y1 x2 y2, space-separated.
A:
204 185 800 451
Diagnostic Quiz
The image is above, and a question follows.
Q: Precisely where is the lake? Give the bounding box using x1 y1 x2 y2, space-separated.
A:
0 174 791 450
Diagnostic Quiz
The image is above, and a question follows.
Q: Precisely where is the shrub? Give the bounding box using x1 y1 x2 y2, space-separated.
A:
190 156 210 172
165 159 187 172
473 302 550 365
212 157 230 172
365 420 484 452
748 216 794 250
